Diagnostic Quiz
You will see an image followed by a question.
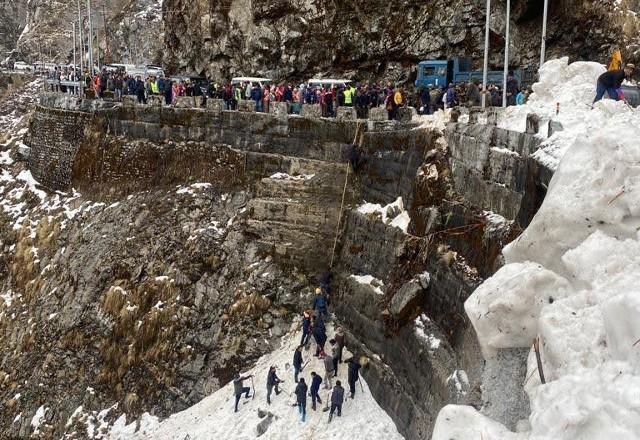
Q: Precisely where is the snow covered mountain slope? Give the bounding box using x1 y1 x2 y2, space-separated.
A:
109 324 404 440
432 62 640 439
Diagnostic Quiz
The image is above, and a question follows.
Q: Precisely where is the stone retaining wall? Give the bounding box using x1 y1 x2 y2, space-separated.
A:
446 121 552 227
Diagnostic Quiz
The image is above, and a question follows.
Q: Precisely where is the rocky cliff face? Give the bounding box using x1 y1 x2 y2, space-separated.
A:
162 0 639 80
0 75 557 438
0 0 28 60
3 0 640 80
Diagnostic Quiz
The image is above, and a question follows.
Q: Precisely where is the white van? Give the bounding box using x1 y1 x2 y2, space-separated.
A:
14 61 32 71
231 77 272 88
307 79 352 89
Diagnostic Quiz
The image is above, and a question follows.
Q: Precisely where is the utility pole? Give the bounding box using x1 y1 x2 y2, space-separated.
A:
102 4 110 64
96 28 101 70
502 0 511 108
77 0 84 75
86 0 94 74
72 22 77 72
540 0 549 68
481 0 491 108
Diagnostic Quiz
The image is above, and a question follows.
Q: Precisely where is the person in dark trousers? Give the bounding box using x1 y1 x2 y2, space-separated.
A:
593 64 635 103
295 378 308 422
329 380 345 422
312 315 327 357
266 366 283 405
467 80 481 107
506 71 519 106
323 350 335 389
347 357 361 399
420 87 431 114
293 345 304 383
309 371 323 410
313 288 328 321
347 143 363 172
164 80 173 106
135 76 147 104
300 311 312 347
233 373 253 412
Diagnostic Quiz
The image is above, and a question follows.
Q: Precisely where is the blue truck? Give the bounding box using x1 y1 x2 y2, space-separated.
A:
415 57 530 89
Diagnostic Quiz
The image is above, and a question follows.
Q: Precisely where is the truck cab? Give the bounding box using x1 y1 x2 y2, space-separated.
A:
415 60 450 89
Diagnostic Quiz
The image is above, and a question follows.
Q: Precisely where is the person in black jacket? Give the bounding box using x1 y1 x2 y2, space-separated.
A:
347 357 361 399
300 311 312 347
594 64 635 103
266 366 283 405
328 380 345 422
293 345 304 383
135 76 146 104
312 315 327 357
295 378 308 422
309 371 323 410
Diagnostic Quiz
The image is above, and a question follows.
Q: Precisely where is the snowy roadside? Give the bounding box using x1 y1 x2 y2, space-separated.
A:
108 323 404 440
432 60 640 439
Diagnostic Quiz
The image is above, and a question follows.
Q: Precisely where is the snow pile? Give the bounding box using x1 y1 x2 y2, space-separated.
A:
415 109 450 131
415 314 441 351
357 197 411 233
109 325 403 440
269 172 315 181
30 406 48 435
433 82 640 439
350 274 385 295
496 57 631 170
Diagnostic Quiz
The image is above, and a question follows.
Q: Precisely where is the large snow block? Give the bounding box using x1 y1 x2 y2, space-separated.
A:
432 405 523 440
603 291 640 369
465 261 570 356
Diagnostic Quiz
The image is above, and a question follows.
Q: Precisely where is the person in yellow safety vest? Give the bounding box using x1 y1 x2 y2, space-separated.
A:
151 77 159 95
344 86 353 106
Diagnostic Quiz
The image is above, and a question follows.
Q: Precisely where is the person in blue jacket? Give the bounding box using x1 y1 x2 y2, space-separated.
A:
313 288 328 320
309 371 323 410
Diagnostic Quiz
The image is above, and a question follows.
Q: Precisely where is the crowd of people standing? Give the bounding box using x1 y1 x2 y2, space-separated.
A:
46 65 531 121
416 71 530 114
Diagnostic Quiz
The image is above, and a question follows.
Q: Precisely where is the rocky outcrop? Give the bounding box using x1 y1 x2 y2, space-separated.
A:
162 0 639 80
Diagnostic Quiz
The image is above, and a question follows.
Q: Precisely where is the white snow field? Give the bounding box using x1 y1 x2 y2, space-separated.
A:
109 324 404 440
433 60 640 439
